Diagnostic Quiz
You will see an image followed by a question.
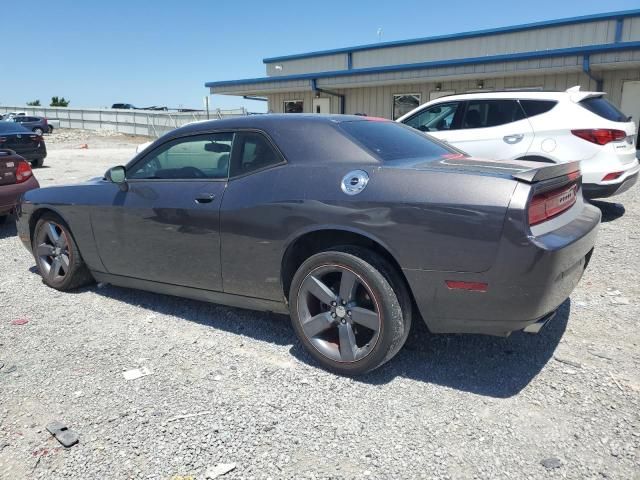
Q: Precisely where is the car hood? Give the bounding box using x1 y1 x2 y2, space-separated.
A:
385 155 541 180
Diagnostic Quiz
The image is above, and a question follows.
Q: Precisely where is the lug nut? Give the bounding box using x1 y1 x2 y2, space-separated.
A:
331 312 336 318
341 300 347 305
331 301 337 307
347 310 352 316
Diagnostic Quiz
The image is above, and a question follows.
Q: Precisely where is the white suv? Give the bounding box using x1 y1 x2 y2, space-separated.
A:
397 87 639 199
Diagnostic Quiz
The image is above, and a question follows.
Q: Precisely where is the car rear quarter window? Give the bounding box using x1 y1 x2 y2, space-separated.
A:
519 100 557 118
339 120 454 161
230 132 283 177
579 97 629 123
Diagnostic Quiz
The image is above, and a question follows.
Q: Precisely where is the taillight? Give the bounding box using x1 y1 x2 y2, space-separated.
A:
528 183 578 226
571 129 626 145
0 137 6 143
30 134 43 143
602 171 624 182
15 160 33 184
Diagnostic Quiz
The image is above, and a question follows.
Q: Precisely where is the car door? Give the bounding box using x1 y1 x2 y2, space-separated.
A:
447 99 534 160
401 101 464 144
218 130 287 300
91 132 232 290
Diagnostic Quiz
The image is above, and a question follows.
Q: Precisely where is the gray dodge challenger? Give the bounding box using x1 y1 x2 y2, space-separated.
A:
16 115 600 374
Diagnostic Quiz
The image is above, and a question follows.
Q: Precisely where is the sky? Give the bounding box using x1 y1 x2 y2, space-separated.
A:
1 0 638 113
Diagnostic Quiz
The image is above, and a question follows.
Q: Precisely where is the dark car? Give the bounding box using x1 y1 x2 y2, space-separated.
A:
0 150 39 223
111 103 137 110
0 122 47 168
10 116 49 135
16 115 599 374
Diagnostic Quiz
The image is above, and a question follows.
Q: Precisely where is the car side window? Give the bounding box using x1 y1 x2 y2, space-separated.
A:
462 100 525 129
519 100 557 118
127 133 233 180
403 102 461 132
229 132 282 177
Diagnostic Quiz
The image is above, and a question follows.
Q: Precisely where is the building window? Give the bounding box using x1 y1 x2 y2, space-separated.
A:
284 100 303 113
392 94 421 120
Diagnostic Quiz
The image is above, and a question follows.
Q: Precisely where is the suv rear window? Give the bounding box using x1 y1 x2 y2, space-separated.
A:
519 100 557 118
579 97 628 123
340 120 454 161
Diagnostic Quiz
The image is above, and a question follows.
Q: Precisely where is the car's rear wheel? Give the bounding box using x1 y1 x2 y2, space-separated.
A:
33 214 93 291
0 214 7 225
31 158 44 168
47 126 54 134
33 127 44 135
289 247 411 375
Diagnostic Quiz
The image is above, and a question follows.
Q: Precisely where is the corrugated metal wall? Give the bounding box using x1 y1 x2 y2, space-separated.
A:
266 69 639 118
265 16 640 77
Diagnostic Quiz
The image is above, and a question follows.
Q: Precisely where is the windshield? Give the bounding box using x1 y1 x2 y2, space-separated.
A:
0 121 30 133
339 120 458 161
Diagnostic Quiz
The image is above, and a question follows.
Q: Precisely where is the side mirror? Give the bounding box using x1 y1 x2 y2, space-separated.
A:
105 165 126 184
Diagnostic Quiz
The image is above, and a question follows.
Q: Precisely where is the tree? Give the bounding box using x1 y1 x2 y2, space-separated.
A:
26 100 41 106
50 96 70 107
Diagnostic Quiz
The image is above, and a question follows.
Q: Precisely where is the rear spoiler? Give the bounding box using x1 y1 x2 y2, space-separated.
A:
512 161 581 183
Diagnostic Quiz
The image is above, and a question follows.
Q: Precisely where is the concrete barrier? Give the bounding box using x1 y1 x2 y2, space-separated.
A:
0 105 248 137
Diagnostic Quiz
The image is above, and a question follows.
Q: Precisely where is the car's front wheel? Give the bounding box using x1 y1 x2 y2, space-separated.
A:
33 127 44 135
289 247 411 375
33 214 93 291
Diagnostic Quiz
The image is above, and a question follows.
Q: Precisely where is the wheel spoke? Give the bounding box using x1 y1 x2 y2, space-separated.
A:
37 243 55 257
56 232 68 249
339 270 358 303
302 311 334 337
48 257 61 281
350 307 379 331
338 323 358 361
46 223 60 245
305 275 337 305
59 254 70 274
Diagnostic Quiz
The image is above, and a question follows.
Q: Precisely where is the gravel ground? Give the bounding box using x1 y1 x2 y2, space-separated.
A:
0 130 639 479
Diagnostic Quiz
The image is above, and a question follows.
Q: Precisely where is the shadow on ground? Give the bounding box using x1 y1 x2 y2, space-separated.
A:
44 271 568 398
589 200 625 222
0 217 17 240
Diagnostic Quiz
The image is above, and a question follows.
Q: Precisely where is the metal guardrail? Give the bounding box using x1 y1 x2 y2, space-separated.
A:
0 105 248 137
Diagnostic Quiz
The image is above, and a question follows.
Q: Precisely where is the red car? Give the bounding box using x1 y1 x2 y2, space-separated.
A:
0 150 39 223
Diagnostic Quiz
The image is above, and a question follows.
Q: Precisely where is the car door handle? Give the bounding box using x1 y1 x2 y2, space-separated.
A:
195 193 216 204
503 134 525 144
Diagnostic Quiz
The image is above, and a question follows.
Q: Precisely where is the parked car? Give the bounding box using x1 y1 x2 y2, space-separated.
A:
0 150 39 223
0 122 47 167
46 119 60 134
111 103 137 110
8 116 50 135
397 87 639 199
16 115 599 374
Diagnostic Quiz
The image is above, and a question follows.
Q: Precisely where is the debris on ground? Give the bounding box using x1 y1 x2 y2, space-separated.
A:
167 411 212 422
11 318 29 326
205 463 236 479
46 421 79 448
540 457 563 469
122 366 153 380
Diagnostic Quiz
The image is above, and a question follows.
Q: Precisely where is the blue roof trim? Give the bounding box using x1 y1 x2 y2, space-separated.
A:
262 9 640 64
206 41 640 89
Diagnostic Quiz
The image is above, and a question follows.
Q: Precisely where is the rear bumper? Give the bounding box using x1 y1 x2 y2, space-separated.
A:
0 176 40 215
405 193 600 336
583 169 638 199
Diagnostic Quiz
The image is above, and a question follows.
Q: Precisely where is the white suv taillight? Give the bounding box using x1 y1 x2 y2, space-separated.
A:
571 129 626 145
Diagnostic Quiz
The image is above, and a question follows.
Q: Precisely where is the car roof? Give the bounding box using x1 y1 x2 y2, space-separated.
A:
422 89 602 102
172 114 377 137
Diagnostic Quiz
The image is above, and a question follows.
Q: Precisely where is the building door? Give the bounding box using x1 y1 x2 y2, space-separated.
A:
621 81 640 147
312 98 331 114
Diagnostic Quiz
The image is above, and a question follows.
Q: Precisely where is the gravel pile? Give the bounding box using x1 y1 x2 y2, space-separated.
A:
0 135 638 479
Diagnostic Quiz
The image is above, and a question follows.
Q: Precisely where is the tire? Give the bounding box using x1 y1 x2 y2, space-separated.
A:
33 128 44 135
47 125 54 134
0 214 7 225
289 246 411 375
32 213 93 291
31 158 44 168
